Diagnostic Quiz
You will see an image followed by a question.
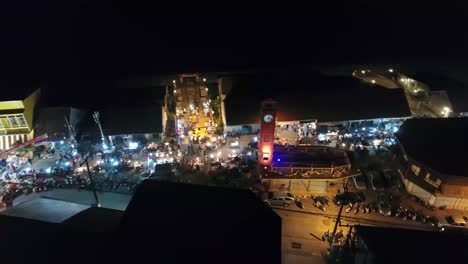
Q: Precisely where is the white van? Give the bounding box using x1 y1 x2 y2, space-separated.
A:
265 197 295 207
446 215 466 226
272 191 295 198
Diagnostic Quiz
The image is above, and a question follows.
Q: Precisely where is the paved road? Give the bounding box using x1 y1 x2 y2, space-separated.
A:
277 210 330 264
272 199 437 232
275 203 442 264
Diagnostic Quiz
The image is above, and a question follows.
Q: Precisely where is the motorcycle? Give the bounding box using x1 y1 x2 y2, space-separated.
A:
354 204 360 214
295 200 305 209
345 206 352 213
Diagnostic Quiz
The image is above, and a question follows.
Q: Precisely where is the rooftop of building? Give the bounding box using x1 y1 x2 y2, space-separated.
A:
121 180 281 263
0 181 281 264
354 226 468 264
223 70 411 125
396 117 468 176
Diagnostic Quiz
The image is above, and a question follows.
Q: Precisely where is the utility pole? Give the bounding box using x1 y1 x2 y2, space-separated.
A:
80 153 100 207
329 178 349 249
65 116 77 147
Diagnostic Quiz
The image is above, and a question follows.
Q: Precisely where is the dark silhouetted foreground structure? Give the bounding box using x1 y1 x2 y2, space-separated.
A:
0 181 281 264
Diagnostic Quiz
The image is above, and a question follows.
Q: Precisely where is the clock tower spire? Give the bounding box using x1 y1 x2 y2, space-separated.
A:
258 99 277 170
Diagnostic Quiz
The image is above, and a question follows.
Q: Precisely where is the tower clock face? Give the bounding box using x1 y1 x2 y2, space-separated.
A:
263 114 274 123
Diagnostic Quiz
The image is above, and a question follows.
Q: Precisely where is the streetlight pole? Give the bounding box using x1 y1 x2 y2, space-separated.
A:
93 111 111 147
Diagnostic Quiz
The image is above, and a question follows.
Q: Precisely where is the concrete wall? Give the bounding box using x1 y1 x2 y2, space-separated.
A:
225 124 260 134
433 196 468 211
22 89 41 132
262 178 328 196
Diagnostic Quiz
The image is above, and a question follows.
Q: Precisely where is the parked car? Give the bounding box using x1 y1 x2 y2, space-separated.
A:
312 195 329 206
445 215 466 226
333 192 364 206
264 197 295 207
425 216 443 229
272 191 295 199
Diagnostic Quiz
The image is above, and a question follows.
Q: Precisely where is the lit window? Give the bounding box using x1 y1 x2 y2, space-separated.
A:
17 116 27 126
8 117 18 127
411 165 420 176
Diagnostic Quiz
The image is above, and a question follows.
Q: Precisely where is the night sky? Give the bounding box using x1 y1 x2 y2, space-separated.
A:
2 1 468 110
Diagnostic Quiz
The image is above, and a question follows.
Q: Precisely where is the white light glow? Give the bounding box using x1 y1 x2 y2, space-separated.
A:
129 142 139 150
388 69 394 72
203 78 206 82
361 70 365 74
371 80 376 84
318 134 326 141
172 80 176 83
210 154 214 158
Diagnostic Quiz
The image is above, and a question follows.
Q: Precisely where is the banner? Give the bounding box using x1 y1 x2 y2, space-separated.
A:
0 134 48 157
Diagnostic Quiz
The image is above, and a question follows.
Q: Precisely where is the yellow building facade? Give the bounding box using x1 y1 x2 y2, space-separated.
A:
0 89 40 150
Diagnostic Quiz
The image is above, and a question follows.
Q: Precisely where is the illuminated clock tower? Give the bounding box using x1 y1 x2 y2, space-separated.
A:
258 99 277 170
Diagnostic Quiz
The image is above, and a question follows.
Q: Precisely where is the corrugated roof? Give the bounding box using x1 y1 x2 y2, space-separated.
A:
0 198 90 223
397 117 468 176
223 71 411 125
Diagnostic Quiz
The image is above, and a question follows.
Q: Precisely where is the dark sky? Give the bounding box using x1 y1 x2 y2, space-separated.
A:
2 1 468 109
